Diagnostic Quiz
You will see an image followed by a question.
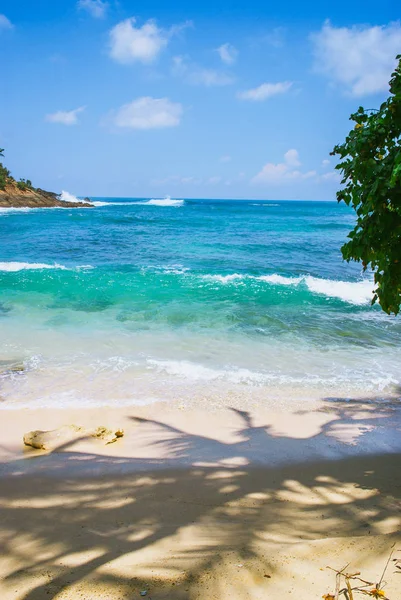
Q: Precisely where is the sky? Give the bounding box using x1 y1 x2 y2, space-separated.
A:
0 0 400 200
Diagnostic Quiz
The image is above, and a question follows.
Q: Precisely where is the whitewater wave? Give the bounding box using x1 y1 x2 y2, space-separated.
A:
303 276 374 305
0 393 165 410
138 196 184 207
258 274 303 286
0 262 93 272
91 201 135 207
0 207 32 214
147 359 395 390
60 190 80 203
203 274 245 284
203 273 375 305
0 206 73 214
251 203 280 207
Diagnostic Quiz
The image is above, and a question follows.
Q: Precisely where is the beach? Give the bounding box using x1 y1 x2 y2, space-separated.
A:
3 1 401 596
0 398 401 599
1 198 400 598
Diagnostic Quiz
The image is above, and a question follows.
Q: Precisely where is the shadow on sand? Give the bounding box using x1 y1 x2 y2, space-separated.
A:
0 396 400 599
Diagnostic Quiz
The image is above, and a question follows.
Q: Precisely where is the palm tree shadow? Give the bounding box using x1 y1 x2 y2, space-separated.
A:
0 398 400 600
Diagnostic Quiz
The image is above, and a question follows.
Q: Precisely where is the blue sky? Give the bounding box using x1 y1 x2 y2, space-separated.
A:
0 0 400 200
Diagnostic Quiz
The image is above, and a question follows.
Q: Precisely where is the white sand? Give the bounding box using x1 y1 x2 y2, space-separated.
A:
0 399 400 599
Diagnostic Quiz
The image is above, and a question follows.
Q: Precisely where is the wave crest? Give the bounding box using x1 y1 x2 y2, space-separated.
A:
60 190 80 203
204 272 375 305
142 196 184 207
0 262 93 272
304 276 374 305
147 359 395 389
91 201 136 207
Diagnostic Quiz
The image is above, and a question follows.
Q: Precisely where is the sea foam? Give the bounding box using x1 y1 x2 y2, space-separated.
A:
204 272 375 305
91 201 135 207
0 262 93 272
147 359 395 390
304 276 374 305
60 190 81 203
141 196 184 207
202 274 245 284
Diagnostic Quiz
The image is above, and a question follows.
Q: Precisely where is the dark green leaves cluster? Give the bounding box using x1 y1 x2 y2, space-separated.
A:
332 55 401 315
16 178 33 191
0 149 34 192
0 150 11 190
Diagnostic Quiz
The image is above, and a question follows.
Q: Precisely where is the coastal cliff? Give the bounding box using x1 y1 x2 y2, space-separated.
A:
0 150 93 208
0 180 93 208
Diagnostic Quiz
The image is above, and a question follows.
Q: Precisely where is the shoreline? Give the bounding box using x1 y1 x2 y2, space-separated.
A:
1 400 400 599
1 395 401 463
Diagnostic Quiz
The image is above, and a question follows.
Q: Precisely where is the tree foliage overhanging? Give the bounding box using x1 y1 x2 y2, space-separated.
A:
332 55 401 315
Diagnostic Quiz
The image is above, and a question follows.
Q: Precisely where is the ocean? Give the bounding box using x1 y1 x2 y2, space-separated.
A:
0 197 400 409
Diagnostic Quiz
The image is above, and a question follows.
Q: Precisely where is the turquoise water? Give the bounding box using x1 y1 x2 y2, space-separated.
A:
0 197 400 408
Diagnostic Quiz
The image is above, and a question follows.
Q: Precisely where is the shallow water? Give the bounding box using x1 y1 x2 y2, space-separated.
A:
0 198 400 408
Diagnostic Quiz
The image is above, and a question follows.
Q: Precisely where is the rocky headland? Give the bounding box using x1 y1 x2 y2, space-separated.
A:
0 180 93 208
0 150 93 208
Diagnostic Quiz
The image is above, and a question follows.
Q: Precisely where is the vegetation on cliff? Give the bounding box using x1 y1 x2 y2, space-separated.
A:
0 149 93 208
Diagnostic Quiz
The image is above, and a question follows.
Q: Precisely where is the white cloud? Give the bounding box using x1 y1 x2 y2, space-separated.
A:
77 0 108 19
45 106 85 125
237 81 292 101
0 14 13 30
109 18 191 65
284 149 301 167
208 176 222 184
322 159 330 167
252 150 317 184
172 55 234 86
172 55 187 75
321 171 341 181
264 27 286 48
151 174 203 185
111 97 183 130
109 18 167 64
190 68 234 86
217 43 238 65
220 155 232 163
311 21 401 96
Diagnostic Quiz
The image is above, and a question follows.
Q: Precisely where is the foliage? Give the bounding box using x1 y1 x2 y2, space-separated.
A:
0 163 11 191
0 149 34 192
331 55 401 315
0 147 6 189
16 179 28 191
16 178 33 191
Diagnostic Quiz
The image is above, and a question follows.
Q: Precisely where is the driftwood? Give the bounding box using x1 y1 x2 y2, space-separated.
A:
23 425 124 450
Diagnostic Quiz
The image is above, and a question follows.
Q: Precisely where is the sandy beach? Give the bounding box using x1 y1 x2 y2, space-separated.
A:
1 397 400 600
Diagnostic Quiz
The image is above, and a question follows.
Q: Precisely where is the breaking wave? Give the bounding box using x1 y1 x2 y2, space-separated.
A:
140 196 184 207
250 203 280 207
147 359 395 391
204 273 375 305
60 190 81 203
0 262 93 272
91 201 136 207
